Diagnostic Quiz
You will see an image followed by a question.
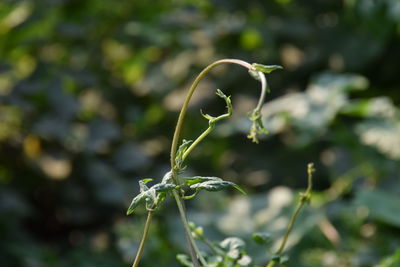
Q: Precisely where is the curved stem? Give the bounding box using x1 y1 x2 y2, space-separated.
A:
169 59 267 266
170 59 254 173
132 211 154 267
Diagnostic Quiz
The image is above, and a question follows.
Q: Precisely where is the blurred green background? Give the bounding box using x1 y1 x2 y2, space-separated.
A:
1 0 400 266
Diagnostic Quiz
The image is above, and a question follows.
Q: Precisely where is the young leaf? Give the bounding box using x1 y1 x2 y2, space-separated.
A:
176 254 194 267
247 109 268 143
151 183 176 193
252 63 283 74
175 139 193 170
139 179 151 193
183 176 223 186
220 237 245 259
252 232 273 246
126 192 146 215
190 180 246 195
161 171 172 184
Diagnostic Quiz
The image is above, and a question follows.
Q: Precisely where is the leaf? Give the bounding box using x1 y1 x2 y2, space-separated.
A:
252 63 283 74
237 255 252 266
126 192 146 215
175 139 193 169
354 188 400 227
151 183 176 193
252 232 273 245
190 180 246 195
139 179 150 193
247 109 268 143
161 171 172 184
378 249 400 267
220 237 245 259
183 176 222 186
140 178 153 184
176 254 194 267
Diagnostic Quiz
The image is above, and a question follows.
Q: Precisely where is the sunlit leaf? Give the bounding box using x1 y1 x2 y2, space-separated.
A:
252 63 283 74
220 237 245 259
126 192 146 215
190 180 246 195
176 254 193 267
183 176 222 186
151 183 176 193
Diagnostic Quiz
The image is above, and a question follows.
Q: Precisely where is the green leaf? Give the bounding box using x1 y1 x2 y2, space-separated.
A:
354 188 400 227
151 183 176 193
378 249 400 267
247 109 268 143
126 192 146 215
252 232 273 245
220 237 245 259
252 63 283 74
176 254 194 267
161 171 172 184
141 178 153 184
175 139 193 169
183 176 222 186
190 180 246 194
139 180 150 193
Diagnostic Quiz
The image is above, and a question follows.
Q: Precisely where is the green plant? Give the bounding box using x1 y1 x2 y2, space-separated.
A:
126 59 313 267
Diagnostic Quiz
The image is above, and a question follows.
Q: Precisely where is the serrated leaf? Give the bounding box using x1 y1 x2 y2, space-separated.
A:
183 176 222 186
190 180 246 194
252 232 273 245
151 183 176 193
126 192 146 215
252 63 283 74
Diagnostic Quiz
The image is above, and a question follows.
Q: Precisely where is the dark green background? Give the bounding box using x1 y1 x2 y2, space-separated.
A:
1 0 400 266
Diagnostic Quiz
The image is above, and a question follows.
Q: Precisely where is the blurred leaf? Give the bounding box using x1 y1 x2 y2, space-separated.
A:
354 188 400 227
252 232 273 246
176 254 193 267
378 249 400 267
220 237 245 259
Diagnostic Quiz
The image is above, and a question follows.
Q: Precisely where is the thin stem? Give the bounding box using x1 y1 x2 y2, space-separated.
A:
169 59 267 266
170 59 253 173
173 190 208 267
169 59 261 266
132 211 154 267
183 126 213 162
266 163 315 267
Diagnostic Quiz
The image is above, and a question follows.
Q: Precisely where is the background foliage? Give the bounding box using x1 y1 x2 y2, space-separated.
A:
1 0 400 266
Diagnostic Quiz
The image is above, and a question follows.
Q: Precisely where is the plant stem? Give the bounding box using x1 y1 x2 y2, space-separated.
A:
265 163 314 267
170 59 253 173
132 210 154 267
173 190 208 267
168 59 267 266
